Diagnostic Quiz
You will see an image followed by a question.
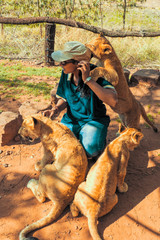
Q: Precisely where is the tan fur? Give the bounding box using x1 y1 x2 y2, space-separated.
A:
70 128 143 240
86 34 158 133
18 114 88 240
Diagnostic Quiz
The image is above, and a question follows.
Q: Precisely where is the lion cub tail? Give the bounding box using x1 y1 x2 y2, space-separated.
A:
139 101 158 132
88 216 102 240
19 203 65 240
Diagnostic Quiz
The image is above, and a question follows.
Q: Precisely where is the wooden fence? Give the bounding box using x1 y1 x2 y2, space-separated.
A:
0 17 160 66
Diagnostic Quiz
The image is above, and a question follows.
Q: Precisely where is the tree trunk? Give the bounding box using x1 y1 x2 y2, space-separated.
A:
1 23 4 36
123 0 127 30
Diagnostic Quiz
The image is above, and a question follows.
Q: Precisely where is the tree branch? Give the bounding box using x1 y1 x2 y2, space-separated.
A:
0 17 160 37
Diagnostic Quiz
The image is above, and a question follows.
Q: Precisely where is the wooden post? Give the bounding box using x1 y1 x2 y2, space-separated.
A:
1 24 4 37
45 23 56 66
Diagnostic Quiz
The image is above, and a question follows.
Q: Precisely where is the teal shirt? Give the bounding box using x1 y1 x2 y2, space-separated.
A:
56 64 115 124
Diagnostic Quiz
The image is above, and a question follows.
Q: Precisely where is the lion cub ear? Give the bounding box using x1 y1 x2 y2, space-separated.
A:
103 44 112 54
32 117 38 126
132 131 143 144
99 32 104 37
85 43 96 51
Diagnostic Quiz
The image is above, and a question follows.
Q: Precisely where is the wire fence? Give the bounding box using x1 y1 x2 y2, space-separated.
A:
0 1 160 67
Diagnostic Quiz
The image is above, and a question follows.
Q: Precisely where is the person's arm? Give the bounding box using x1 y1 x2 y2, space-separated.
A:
43 98 67 119
85 80 118 108
78 61 118 108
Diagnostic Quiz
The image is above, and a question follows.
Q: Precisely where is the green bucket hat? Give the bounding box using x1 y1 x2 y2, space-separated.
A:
51 41 91 62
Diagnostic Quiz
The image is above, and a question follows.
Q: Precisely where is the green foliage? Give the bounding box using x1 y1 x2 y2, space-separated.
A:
112 0 146 7
1 1 159 31
0 1 160 68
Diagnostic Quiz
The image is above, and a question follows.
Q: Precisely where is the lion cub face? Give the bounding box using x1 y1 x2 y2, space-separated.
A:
86 34 113 60
122 128 143 151
19 116 41 142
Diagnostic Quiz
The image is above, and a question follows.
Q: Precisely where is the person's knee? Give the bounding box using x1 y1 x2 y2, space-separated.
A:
83 138 106 158
79 120 108 158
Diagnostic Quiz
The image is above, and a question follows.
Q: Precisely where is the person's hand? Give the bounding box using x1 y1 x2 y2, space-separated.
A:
42 106 59 119
77 61 90 83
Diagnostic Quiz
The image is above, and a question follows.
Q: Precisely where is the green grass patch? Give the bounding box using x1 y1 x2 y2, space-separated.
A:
0 78 54 97
0 62 61 78
144 113 155 128
147 114 154 123
0 62 61 98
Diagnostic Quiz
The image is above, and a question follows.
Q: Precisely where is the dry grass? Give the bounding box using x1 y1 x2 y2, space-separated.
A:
0 25 160 68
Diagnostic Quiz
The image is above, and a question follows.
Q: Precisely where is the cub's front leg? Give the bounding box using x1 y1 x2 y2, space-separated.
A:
90 67 119 86
117 153 129 193
70 202 80 217
35 147 53 171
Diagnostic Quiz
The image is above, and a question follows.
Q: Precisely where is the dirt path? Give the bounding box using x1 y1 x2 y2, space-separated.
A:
0 73 160 240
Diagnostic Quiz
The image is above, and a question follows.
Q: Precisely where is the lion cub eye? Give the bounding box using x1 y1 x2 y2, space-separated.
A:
104 48 110 52
91 45 96 50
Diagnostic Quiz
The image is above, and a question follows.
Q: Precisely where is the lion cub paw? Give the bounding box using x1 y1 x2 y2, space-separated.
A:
70 203 79 217
90 73 99 82
27 179 38 189
118 182 128 193
35 161 43 171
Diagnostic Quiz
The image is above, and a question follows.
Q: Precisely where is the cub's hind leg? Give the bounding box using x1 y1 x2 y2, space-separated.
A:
70 182 86 217
99 194 118 217
27 179 46 203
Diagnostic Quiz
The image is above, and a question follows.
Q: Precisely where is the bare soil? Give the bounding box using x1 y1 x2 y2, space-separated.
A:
0 63 160 240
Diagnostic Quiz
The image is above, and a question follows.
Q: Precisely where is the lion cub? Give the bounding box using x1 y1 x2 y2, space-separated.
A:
86 34 158 133
18 114 88 240
70 128 143 240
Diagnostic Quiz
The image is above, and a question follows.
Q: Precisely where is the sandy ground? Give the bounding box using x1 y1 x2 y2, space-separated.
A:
0 67 160 240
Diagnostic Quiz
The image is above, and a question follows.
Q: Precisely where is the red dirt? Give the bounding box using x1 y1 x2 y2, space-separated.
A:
0 65 160 240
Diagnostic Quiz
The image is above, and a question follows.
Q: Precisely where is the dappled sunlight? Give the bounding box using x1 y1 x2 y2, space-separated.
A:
147 150 160 168
0 116 160 239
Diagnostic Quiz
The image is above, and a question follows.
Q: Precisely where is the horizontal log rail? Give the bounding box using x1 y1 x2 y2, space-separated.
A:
0 17 160 37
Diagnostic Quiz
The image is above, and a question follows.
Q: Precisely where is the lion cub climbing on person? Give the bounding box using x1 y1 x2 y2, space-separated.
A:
70 128 143 240
18 114 88 240
86 34 158 133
